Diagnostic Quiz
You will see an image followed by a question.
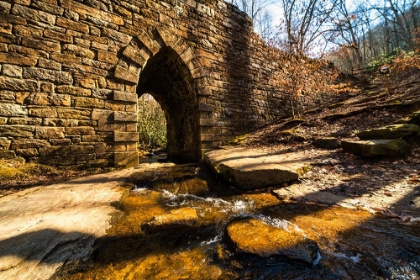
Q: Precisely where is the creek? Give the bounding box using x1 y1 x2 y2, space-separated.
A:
59 163 420 279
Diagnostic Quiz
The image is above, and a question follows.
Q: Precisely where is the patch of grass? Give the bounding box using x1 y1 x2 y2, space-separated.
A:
0 159 57 181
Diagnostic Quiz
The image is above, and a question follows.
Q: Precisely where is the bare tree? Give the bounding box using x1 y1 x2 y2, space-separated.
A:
232 0 272 24
331 0 364 68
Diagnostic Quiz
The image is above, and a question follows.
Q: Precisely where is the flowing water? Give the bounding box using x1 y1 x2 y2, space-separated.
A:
56 163 420 280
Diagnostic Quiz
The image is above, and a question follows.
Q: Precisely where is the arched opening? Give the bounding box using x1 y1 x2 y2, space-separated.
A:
137 93 167 154
137 46 199 162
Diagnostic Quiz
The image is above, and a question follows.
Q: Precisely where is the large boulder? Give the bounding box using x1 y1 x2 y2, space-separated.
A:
225 217 319 264
357 124 419 140
341 139 410 157
220 160 298 190
204 148 314 190
141 207 198 233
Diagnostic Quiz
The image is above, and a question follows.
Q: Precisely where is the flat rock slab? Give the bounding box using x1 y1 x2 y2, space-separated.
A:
141 207 199 233
357 124 419 139
204 148 321 190
225 217 319 264
341 139 410 157
0 168 139 280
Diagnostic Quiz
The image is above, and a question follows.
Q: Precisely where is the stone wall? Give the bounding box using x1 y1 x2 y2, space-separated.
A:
0 0 337 168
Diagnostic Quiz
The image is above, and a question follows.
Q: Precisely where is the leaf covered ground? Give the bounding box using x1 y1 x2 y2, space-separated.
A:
235 67 420 220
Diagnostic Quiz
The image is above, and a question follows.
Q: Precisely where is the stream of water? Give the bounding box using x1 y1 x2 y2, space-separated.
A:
57 163 420 279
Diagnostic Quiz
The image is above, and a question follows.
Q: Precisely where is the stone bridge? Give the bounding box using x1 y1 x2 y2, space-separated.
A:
0 0 328 168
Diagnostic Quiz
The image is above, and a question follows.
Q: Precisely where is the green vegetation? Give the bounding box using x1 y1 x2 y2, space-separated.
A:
0 159 56 181
137 94 167 151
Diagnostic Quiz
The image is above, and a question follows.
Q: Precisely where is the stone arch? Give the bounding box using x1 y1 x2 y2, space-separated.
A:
113 27 204 162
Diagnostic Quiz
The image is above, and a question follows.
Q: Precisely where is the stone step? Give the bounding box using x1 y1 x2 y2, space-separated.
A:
357 124 419 140
341 139 410 157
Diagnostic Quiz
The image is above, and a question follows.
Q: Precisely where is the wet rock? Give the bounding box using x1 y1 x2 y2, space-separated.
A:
357 124 419 140
225 217 319 264
341 139 410 157
312 137 340 149
141 207 198 234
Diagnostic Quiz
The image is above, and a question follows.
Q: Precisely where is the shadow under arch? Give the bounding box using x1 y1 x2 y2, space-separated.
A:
137 46 199 163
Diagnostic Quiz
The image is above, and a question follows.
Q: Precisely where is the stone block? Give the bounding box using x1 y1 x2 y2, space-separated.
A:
12 4 56 25
122 44 146 66
92 89 112 99
156 26 180 47
102 27 132 44
62 44 95 59
50 53 81 64
76 153 96 163
114 66 138 84
26 92 50 106
0 53 36 67
0 150 16 159
16 148 39 157
0 139 11 150
66 126 95 135
37 155 75 166
14 24 43 38
23 68 72 85
114 132 138 142
2 64 22 78
11 139 50 149
113 91 137 103
44 29 72 43
0 90 14 101
29 107 58 118
35 127 65 139
38 58 61 71
43 118 77 127
114 151 139 168
0 77 37 91
113 111 137 122
31 0 64 16
137 30 159 55
0 103 27 117
97 50 119 65
88 158 112 168
39 145 94 156
56 85 91 97
0 125 34 137
56 17 89 33
50 138 72 145
0 2 11 13
74 97 105 108
9 117 42 125
22 37 60 53
56 108 90 119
